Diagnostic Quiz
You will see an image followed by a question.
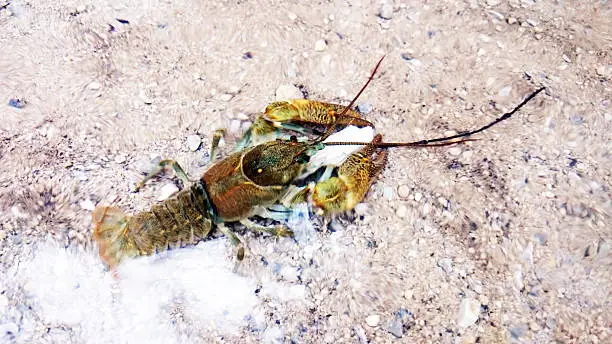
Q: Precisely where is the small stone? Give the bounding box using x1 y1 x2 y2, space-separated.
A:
507 17 517 25
0 294 8 310
262 326 283 343
462 150 473 160
383 186 393 200
275 84 302 100
596 65 609 77
437 197 448 208
114 155 126 164
457 298 481 328
514 269 524 290
542 191 555 199
488 10 504 21
414 192 422 202
366 314 380 327
562 54 571 63
88 81 101 90
386 319 403 338
314 39 327 52
379 3 393 19
287 12 297 21
219 93 233 101
79 199 95 211
354 203 369 216
486 0 501 5
8 98 26 109
158 184 179 201
397 184 410 198
396 205 408 218
229 120 242 135
448 147 462 156
534 232 548 245
404 289 414 299
509 325 526 339
401 52 413 61
498 85 512 97
437 258 453 274
357 103 373 115
0 322 18 338
186 134 201 151
462 334 477 344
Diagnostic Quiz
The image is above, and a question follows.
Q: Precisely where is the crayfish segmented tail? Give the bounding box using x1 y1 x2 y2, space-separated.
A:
93 182 214 268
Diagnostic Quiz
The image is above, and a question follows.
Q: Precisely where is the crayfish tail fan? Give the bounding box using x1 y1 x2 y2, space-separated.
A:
92 206 138 269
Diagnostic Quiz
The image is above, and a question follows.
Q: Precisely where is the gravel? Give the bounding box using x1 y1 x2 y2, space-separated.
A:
186 134 202 151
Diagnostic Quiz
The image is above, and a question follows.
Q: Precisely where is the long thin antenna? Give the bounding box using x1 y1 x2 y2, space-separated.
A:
324 87 545 148
314 56 385 143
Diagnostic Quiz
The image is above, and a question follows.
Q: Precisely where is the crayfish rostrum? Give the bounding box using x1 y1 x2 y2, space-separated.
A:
93 57 545 269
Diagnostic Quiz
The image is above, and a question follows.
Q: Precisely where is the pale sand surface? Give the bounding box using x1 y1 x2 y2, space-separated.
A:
0 1 610 343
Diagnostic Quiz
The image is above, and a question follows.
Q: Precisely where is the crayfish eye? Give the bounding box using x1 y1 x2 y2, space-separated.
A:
290 135 298 143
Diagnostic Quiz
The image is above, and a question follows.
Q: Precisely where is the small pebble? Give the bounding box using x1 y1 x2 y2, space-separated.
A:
79 199 95 211
186 134 201 151
383 186 394 200
88 81 101 90
534 232 548 245
448 147 462 156
354 203 369 216
507 17 517 25
262 326 284 343
287 12 297 21
414 192 422 202
158 184 179 201
396 205 408 218
114 155 126 164
275 84 302 100
437 197 448 208
498 85 512 97
8 98 26 109
314 39 327 52
229 120 242 135
596 65 609 77
386 319 403 338
219 93 233 101
0 322 18 338
0 294 8 310
403 289 414 299
379 3 393 19
397 184 410 198
437 258 453 274
357 103 373 115
562 54 571 63
457 298 481 328
365 314 380 327
400 52 413 61
486 0 501 5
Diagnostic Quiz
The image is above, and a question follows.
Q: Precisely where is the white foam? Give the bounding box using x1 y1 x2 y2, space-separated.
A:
13 238 262 343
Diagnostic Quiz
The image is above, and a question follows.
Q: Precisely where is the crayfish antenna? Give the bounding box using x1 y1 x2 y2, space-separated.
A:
315 55 385 143
323 87 545 149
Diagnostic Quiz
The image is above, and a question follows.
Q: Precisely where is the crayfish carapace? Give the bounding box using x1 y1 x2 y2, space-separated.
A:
93 57 545 270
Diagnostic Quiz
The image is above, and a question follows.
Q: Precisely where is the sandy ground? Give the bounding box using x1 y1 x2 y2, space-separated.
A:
1 0 610 343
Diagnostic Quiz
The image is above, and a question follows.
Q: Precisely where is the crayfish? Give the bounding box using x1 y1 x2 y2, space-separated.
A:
92 57 545 269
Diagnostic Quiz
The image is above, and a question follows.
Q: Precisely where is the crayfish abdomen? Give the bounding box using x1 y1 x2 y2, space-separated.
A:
93 183 214 268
